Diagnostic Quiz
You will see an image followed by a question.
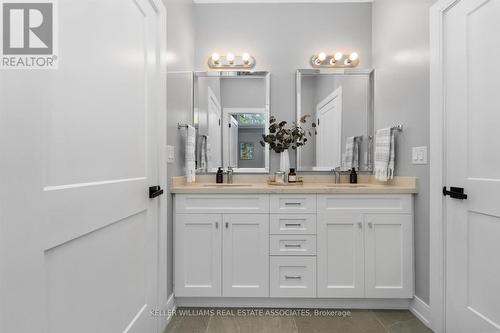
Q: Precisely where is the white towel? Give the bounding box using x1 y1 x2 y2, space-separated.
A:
344 136 359 169
374 127 395 181
198 135 208 172
185 125 196 183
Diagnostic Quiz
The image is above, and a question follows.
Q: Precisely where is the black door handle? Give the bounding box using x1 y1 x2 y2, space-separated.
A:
149 186 164 198
443 186 467 200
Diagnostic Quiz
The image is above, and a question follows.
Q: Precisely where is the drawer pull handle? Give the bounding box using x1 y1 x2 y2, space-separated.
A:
284 223 301 228
284 243 302 248
215 222 219 229
284 202 302 206
285 275 302 279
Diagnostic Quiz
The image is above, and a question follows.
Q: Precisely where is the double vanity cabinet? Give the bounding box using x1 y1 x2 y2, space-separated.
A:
173 182 415 306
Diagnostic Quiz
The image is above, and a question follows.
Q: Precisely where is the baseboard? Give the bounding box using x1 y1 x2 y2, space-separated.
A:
409 296 431 328
176 297 410 309
158 294 177 332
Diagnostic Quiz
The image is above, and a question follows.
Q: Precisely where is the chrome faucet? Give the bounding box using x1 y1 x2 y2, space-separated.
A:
332 166 349 184
226 166 234 184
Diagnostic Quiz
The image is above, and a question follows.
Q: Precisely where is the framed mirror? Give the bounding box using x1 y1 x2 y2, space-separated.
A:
194 71 270 173
296 69 374 172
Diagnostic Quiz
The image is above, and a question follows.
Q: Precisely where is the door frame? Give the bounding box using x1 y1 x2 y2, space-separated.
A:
429 1 461 332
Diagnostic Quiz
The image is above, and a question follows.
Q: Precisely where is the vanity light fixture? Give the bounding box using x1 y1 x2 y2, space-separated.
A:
310 51 360 68
208 52 256 69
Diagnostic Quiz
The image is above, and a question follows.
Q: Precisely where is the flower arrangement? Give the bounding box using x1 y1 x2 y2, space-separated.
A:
260 115 317 153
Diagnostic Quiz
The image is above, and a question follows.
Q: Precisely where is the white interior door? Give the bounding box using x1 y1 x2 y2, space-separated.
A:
444 0 500 331
207 87 222 171
315 87 342 170
0 1 167 332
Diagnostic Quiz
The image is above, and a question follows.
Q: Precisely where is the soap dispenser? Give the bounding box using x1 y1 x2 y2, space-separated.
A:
349 168 358 184
216 167 224 183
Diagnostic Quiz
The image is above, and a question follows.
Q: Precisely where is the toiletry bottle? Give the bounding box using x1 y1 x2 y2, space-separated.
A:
350 168 357 184
216 167 224 183
288 168 297 183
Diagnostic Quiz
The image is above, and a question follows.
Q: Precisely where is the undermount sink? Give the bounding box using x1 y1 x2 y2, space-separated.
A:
325 184 369 188
202 184 253 188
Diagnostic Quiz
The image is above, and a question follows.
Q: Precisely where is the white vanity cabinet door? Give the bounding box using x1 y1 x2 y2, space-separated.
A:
175 214 222 297
223 214 269 297
364 214 413 298
317 213 365 298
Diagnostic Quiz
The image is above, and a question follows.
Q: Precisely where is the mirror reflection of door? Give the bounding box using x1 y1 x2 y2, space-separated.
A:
315 87 343 170
228 115 239 168
223 110 266 170
207 87 222 171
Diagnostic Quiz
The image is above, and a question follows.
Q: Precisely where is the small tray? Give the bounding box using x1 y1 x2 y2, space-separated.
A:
267 179 304 186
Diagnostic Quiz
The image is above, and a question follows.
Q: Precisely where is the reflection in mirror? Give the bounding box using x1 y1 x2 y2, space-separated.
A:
194 71 270 173
296 69 374 172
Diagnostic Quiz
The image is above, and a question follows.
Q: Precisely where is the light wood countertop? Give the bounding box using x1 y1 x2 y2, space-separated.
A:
170 175 417 194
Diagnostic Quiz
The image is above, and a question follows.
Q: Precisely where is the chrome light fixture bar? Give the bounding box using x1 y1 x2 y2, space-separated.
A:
208 52 256 69
310 52 360 68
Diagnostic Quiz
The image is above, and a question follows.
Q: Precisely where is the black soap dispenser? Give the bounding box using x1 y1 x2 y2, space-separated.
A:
216 167 224 183
349 168 358 184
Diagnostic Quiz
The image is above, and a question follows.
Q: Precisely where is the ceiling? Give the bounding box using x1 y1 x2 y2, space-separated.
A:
194 0 372 4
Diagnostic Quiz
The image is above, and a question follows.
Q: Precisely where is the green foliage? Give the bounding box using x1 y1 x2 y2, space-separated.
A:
260 115 317 153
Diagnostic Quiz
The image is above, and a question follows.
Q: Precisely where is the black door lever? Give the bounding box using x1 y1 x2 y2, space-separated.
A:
443 186 467 200
149 185 164 199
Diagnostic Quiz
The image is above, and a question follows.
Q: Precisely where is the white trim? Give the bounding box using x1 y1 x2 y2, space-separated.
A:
409 297 431 329
194 0 372 3
176 297 410 309
429 1 460 333
158 294 177 332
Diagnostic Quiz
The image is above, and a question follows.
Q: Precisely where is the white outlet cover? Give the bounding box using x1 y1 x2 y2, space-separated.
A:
167 145 175 163
412 146 428 165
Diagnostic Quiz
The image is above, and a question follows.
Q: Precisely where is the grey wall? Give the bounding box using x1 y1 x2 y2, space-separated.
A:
163 0 195 298
372 0 435 304
194 3 373 170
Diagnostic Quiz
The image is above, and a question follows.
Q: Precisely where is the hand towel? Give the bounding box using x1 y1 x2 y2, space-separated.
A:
374 127 395 181
198 135 208 172
344 136 359 169
185 125 196 183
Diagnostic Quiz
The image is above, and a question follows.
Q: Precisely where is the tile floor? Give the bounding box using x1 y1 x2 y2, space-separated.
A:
164 308 433 333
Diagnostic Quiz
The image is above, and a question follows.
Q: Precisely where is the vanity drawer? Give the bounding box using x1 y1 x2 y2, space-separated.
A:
270 214 316 235
317 194 412 214
270 256 317 297
270 235 317 256
175 194 269 214
270 194 316 214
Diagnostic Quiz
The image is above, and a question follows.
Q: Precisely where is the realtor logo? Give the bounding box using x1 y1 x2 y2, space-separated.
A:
1 0 58 69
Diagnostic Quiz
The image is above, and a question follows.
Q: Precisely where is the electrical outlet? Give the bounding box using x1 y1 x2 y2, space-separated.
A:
167 145 175 163
412 146 428 165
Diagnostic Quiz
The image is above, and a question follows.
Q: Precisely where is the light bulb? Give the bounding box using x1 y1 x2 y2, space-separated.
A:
334 52 343 61
349 52 359 61
227 53 235 63
318 52 327 62
211 53 220 63
344 59 351 66
242 53 250 63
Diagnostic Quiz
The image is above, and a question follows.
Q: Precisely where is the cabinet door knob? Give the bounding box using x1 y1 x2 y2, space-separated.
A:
215 222 219 229
225 222 229 229
368 222 373 228
358 222 363 228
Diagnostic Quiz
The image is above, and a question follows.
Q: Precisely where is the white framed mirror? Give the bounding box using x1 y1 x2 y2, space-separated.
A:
194 71 270 173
